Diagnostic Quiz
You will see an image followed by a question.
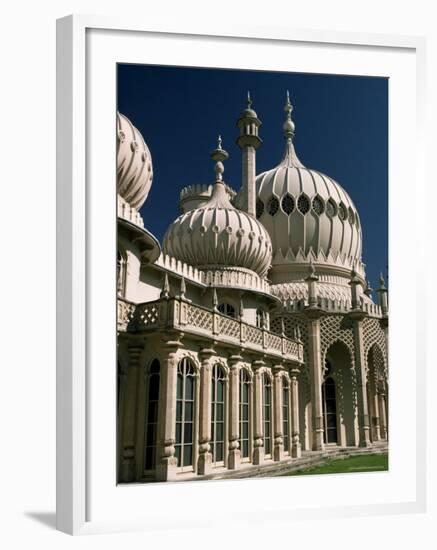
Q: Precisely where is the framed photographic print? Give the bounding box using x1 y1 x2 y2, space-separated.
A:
56 15 426 535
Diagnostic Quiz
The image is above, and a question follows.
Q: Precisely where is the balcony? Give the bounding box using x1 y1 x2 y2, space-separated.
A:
118 297 304 364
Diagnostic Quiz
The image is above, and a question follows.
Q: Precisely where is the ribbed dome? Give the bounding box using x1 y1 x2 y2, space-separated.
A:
163 180 273 278
117 112 153 209
256 139 362 270
250 91 364 287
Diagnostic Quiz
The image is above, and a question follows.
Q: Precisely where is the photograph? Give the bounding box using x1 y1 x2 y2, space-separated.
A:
116 63 389 484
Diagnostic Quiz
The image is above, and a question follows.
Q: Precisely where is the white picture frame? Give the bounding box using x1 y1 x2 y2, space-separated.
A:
56 14 427 536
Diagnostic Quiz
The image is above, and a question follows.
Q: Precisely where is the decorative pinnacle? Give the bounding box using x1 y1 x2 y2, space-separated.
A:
283 90 295 140
364 280 373 297
210 135 229 182
179 276 186 300
247 90 252 109
379 272 387 290
212 287 218 311
160 273 170 299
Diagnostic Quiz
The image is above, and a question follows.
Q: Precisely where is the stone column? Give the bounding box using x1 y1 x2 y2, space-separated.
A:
197 349 214 475
228 355 241 470
273 367 284 461
350 313 372 447
369 382 381 441
378 391 388 440
290 367 302 458
155 343 180 481
252 361 265 465
306 315 325 451
119 344 143 482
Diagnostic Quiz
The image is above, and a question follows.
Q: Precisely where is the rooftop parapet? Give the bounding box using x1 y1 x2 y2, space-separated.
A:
179 183 237 213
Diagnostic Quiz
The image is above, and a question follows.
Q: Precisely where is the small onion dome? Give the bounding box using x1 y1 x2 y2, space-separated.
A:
253 93 363 279
117 112 153 210
163 137 273 278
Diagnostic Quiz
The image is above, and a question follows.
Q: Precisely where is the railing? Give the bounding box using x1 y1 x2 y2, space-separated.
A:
283 296 383 318
118 297 303 364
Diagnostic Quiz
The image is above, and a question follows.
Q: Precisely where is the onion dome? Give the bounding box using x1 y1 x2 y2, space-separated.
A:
163 137 273 278
255 92 364 281
117 112 153 209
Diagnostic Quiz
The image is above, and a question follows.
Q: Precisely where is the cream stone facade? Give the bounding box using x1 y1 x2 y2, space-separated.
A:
116 95 388 483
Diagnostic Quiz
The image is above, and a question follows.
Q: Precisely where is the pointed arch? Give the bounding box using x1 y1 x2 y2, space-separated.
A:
324 340 357 446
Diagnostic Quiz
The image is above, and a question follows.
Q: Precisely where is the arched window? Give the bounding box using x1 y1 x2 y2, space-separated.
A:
282 377 290 453
263 373 272 456
218 303 236 318
175 358 197 469
239 369 251 460
322 360 338 444
210 364 226 466
144 359 160 470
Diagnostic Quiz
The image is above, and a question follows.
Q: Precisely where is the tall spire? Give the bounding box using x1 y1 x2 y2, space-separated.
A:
280 91 304 168
236 92 262 217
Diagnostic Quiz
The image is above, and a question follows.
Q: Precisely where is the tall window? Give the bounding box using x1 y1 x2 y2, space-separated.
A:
263 373 272 456
210 364 226 466
175 358 197 469
144 359 160 470
282 377 290 453
322 361 338 444
218 303 236 318
239 369 251 459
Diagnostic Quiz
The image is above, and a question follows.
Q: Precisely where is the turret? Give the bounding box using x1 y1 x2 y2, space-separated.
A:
377 272 388 316
236 92 262 216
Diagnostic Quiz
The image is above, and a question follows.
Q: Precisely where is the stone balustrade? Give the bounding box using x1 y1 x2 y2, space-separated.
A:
118 297 303 364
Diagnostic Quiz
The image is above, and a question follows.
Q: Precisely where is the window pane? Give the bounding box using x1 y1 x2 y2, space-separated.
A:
175 423 182 444
183 445 193 466
185 376 194 400
216 443 223 462
185 401 193 421
216 423 224 442
177 375 183 399
242 422 249 439
217 380 224 401
175 445 181 466
176 401 182 421
216 403 224 421
184 422 193 444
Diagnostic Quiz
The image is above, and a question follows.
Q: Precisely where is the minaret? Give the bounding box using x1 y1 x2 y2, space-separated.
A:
236 92 262 217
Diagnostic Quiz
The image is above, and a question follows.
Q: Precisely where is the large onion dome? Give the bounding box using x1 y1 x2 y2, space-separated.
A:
254 93 364 283
163 137 273 278
117 112 153 209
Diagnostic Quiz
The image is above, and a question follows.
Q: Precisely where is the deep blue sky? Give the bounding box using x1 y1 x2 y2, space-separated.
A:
117 64 388 289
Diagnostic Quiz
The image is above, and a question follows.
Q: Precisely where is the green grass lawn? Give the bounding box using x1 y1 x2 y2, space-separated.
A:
280 453 388 477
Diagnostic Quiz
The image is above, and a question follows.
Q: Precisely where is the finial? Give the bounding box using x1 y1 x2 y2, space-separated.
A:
379 272 386 289
211 135 229 182
247 90 252 109
283 90 295 140
160 273 170 299
306 258 318 281
212 287 218 311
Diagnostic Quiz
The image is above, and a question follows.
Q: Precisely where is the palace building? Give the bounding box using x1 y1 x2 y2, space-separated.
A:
116 94 388 483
